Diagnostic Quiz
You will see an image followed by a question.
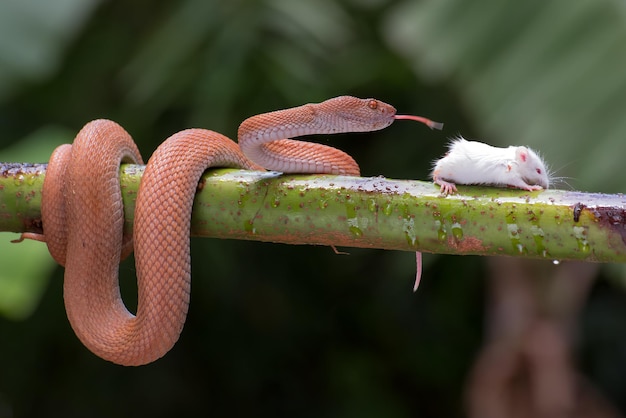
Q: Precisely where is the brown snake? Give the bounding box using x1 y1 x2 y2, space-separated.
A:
25 96 441 366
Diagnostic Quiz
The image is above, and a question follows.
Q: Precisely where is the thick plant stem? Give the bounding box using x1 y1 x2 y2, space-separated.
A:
1 163 626 263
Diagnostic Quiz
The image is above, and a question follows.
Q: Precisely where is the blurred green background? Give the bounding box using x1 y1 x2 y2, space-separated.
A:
1 0 626 416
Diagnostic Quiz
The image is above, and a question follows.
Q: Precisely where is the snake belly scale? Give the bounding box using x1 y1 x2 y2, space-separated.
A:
30 96 440 365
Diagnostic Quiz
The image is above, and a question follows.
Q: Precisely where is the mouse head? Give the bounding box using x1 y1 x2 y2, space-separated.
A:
515 146 550 188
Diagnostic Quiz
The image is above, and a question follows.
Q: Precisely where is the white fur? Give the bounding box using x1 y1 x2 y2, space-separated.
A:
431 136 549 194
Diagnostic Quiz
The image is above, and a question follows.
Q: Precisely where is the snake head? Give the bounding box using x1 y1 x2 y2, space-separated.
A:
319 96 397 132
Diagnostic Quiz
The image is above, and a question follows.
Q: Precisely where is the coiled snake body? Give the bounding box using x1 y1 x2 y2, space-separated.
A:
28 96 440 365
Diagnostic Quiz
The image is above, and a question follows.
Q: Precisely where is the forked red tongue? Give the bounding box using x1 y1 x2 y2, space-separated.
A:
395 114 444 130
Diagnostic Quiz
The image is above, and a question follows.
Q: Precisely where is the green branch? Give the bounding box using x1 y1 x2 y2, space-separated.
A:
2 163 625 263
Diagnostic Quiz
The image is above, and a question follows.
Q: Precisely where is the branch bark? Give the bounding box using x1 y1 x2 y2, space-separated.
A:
2 163 625 263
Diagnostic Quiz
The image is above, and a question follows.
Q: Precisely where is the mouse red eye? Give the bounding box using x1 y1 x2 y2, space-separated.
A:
536 168 542 175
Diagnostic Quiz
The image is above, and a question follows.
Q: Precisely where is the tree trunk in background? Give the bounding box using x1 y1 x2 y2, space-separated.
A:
466 258 621 418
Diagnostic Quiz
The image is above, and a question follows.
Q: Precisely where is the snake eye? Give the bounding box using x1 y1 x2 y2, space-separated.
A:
368 100 378 110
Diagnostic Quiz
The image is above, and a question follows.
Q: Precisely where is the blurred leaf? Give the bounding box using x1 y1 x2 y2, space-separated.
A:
0 236 53 320
0 0 101 100
118 0 367 131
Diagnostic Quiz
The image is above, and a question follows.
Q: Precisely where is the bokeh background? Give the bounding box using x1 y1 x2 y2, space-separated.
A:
1 0 626 417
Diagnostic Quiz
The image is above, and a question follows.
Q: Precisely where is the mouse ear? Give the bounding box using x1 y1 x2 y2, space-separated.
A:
515 146 530 164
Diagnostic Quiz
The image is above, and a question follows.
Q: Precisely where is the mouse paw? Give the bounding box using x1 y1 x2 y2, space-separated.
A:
524 185 543 192
507 181 543 192
435 180 457 195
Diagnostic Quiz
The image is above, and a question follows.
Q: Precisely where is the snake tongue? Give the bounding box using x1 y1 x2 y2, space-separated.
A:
395 115 444 131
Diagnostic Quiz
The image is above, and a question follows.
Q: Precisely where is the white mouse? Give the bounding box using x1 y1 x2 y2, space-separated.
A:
431 136 550 194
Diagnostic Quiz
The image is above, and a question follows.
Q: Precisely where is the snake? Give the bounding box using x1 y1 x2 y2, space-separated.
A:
26 96 441 366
